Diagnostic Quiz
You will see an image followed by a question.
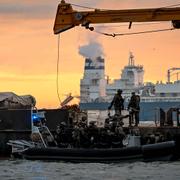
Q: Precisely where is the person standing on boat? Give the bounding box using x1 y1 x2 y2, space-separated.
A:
128 92 140 126
108 89 124 116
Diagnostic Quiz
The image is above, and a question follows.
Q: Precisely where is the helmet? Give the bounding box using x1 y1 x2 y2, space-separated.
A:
117 89 122 93
60 121 66 126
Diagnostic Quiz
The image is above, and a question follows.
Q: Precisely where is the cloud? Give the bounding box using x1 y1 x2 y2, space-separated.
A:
0 1 56 19
1 0 180 20
0 0 147 21
0 0 102 20
0 75 53 82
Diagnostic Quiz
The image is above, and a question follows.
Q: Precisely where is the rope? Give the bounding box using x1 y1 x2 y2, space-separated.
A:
56 34 62 105
94 28 175 37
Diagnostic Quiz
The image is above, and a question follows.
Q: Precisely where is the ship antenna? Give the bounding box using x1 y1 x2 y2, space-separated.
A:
128 52 131 66
129 51 134 66
132 53 134 66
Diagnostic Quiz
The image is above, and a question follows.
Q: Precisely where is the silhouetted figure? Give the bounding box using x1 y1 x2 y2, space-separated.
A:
55 122 69 147
87 121 99 147
108 89 124 116
72 124 81 148
128 92 140 126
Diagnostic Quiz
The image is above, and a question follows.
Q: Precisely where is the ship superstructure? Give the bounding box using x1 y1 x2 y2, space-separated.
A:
80 53 180 103
80 57 106 103
106 52 144 98
80 53 180 121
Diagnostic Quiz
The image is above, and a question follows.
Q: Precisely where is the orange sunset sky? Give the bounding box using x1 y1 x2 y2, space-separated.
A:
0 0 180 108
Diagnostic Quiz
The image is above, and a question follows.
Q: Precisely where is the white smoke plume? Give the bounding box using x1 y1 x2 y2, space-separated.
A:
78 41 105 60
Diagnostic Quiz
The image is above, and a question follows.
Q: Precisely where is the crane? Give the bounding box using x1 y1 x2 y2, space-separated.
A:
167 68 180 83
54 0 180 34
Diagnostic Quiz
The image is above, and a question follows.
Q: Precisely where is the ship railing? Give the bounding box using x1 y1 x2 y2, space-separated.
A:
31 108 58 147
141 97 180 102
7 140 35 154
154 107 180 127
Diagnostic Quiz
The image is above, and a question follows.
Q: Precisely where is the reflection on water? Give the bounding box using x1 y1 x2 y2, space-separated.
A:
0 159 180 180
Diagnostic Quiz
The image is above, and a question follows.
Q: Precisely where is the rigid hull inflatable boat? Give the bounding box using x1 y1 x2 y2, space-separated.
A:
8 140 178 162
7 110 180 162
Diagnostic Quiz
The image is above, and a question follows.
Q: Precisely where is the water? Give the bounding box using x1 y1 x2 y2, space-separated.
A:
0 159 180 180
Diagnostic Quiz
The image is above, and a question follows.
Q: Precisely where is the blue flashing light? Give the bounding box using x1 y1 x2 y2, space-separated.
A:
32 115 38 120
32 114 40 122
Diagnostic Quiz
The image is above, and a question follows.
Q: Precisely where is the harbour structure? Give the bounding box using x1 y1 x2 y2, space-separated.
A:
79 53 180 121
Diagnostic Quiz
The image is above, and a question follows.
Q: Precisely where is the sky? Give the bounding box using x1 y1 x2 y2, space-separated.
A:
0 0 180 108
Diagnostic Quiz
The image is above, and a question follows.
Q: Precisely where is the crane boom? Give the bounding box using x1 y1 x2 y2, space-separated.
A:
54 0 180 34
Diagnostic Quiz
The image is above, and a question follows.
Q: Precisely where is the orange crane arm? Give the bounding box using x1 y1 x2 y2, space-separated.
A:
54 0 180 34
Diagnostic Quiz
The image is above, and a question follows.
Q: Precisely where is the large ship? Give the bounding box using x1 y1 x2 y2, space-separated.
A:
79 53 180 121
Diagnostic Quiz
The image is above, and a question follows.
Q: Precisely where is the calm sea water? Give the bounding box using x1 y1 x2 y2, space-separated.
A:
0 159 180 180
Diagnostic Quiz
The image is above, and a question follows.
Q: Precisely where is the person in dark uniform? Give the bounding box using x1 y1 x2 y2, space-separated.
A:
88 121 98 148
108 89 124 116
128 92 140 126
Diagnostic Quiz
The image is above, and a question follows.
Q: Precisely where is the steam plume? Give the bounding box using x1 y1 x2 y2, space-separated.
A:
79 41 104 60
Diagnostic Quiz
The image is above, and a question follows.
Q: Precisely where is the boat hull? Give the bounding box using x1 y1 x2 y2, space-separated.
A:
20 141 177 162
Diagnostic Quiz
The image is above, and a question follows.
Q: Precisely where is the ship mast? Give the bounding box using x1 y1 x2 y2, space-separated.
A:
129 52 135 66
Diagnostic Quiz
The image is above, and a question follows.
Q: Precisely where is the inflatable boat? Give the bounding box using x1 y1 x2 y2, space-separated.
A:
18 141 178 162
7 111 180 162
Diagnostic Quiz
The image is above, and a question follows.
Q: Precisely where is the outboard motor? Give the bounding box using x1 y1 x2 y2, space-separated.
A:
123 127 141 147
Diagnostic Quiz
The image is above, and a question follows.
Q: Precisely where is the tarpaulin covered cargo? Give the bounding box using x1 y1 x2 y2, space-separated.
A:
0 92 36 109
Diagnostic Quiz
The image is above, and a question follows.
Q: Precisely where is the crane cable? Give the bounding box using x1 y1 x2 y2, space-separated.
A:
93 28 176 37
93 22 164 28
70 3 98 10
56 34 62 105
162 3 180 8
71 2 180 11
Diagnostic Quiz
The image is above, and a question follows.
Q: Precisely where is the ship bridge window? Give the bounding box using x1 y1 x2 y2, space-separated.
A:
127 71 134 80
172 93 178 97
92 79 98 85
160 93 165 97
